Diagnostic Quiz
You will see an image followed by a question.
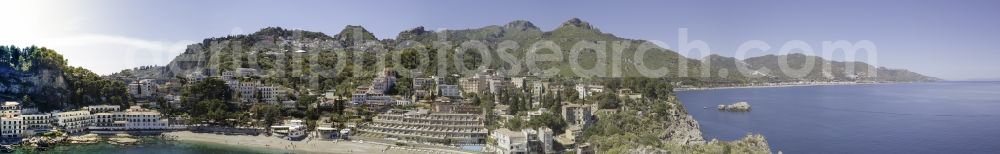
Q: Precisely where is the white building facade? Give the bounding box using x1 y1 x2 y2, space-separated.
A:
56 110 93 134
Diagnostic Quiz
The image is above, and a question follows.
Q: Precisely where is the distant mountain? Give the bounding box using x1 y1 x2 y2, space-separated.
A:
959 78 1000 81
123 18 937 84
726 53 937 82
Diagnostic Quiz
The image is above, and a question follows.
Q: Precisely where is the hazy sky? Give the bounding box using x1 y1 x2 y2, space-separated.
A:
1 0 998 80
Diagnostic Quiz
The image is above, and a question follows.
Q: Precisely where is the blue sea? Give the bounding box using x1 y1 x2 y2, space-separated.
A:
677 82 1000 154
14 140 281 154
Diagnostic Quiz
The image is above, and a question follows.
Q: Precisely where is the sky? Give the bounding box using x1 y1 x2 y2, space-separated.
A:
1 0 998 80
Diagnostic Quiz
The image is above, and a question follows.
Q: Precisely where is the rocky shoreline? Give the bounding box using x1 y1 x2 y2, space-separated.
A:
4 133 162 152
718 102 752 112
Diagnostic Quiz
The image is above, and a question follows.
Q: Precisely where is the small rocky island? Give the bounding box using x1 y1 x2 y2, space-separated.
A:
718 102 751 112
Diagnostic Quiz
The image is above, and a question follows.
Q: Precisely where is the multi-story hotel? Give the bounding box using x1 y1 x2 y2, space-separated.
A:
0 103 171 139
358 109 488 145
84 105 120 113
123 106 170 130
90 106 169 131
1 102 25 138
228 81 281 104
20 113 53 135
1 101 21 117
257 86 279 104
0 116 22 138
55 110 93 134
351 86 370 105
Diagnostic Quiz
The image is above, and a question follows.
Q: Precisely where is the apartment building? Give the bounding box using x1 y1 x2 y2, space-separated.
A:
490 127 554 154
460 75 488 94
438 84 462 98
128 79 159 99
369 69 397 94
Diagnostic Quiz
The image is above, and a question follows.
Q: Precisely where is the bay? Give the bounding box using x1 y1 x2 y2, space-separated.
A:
677 82 1000 153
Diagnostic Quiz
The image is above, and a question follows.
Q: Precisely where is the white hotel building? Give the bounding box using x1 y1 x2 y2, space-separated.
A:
1 103 171 139
90 106 169 131
20 113 53 134
56 110 93 134
84 105 120 113
1 116 23 138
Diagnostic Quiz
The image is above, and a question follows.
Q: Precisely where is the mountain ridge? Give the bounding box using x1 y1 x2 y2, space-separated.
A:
122 18 937 83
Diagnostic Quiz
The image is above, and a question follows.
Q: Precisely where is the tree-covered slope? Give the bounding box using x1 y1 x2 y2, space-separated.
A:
1 45 130 111
739 53 937 82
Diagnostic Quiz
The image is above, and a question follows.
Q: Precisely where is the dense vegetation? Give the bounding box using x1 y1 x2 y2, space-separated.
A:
173 77 326 128
580 80 770 153
1 45 129 111
179 78 235 123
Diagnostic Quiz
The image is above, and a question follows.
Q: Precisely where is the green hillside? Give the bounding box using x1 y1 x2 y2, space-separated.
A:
1 45 130 111
122 18 936 92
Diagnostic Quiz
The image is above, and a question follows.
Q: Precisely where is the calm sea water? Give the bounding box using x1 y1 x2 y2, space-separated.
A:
16 140 281 154
677 82 1000 154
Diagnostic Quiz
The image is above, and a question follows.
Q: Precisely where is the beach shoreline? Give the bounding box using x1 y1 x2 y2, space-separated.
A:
164 131 472 154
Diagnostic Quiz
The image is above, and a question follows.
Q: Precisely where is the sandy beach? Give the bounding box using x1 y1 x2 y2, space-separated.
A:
164 131 472 154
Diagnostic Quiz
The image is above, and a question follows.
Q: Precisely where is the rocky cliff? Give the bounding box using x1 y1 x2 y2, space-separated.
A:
1 45 130 111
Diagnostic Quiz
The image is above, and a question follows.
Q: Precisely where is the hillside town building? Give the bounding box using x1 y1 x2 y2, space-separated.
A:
128 79 159 99
489 127 555 154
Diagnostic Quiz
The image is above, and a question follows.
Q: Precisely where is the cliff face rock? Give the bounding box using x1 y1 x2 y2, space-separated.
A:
560 18 595 30
590 95 770 153
662 113 707 145
504 20 540 32
702 134 771 154
22 69 66 93
659 98 706 145
333 25 378 46
397 26 429 40
660 102 771 153
2 46 129 111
